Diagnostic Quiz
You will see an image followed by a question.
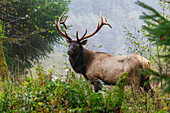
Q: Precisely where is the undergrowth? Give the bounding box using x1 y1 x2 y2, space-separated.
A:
0 65 169 112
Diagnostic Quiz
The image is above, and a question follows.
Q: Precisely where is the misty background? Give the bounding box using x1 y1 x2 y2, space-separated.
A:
65 0 159 54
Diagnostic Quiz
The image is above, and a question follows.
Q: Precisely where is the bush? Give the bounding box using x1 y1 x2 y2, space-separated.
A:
0 66 169 112
0 65 128 112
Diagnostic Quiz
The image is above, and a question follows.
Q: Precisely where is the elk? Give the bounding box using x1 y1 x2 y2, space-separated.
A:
55 12 154 96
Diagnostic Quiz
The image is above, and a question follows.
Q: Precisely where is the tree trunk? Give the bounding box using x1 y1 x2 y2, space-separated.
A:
0 41 9 81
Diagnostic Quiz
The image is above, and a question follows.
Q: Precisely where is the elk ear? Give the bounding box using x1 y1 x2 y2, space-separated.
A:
80 40 87 45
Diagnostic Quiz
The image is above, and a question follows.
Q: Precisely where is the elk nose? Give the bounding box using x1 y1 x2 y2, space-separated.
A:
67 50 72 56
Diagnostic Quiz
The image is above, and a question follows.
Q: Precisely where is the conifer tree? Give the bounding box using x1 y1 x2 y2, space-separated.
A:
0 0 70 76
135 1 170 93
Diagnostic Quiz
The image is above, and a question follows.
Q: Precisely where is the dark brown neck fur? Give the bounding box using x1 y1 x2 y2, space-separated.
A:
69 48 94 79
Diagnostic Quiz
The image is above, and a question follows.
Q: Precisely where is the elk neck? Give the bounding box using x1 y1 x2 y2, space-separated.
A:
69 47 94 77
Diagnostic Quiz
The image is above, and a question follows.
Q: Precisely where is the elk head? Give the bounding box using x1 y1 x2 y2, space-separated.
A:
55 12 112 56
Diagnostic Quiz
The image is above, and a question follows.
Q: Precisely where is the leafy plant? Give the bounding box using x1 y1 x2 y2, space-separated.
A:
135 1 170 94
0 20 9 80
0 0 70 76
124 1 170 95
0 65 129 112
0 64 169 112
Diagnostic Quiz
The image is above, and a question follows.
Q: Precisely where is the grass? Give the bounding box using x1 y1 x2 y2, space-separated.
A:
0 65 169 112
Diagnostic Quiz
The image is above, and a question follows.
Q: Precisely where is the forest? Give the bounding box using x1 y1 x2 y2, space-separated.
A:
0 0 169 112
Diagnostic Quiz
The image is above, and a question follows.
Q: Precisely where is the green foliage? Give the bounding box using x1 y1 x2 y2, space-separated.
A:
0 20 10 81
0 66 128 112
0 0 70 75
0 66 169 112
0 20 4 38
135 1 170 94
123 24 151 58
142 68 170 94
136 1 170 46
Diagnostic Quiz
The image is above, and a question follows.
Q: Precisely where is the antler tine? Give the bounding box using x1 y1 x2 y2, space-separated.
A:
55 20 65 37
104 16 112 28
63 15 68 23
76 29 88 41
55 12 72 41
61 15 68 29
100 12 103 24
79 12 112 41
76 29 79 41
64 28 70 38
81 29 87 39
105 16 107 23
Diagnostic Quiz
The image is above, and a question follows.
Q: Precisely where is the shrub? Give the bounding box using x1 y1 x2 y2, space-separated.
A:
0 66 169 112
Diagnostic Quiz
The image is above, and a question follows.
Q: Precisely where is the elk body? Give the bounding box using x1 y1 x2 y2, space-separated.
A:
55 12 153 95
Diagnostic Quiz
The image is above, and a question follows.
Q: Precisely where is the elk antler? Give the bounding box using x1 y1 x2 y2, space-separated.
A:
55 12 72 41
77 12 112 42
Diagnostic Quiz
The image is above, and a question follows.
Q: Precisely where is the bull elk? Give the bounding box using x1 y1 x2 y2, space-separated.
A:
55 12 154 96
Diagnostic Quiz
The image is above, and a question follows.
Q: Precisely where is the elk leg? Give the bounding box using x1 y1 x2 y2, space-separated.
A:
143 77 154 97
93 79 102 93
140 75 154 97
144 83 154 97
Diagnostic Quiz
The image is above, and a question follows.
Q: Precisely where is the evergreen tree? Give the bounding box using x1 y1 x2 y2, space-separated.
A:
135 1 170 93
0 0 70 76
